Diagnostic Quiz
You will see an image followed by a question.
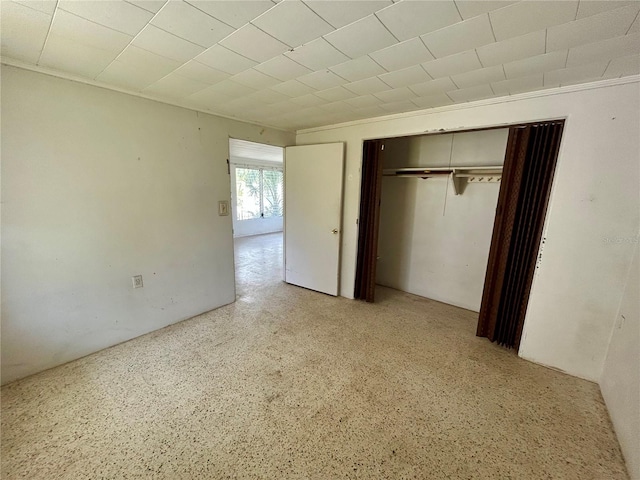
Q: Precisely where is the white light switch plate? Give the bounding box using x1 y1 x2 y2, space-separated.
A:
218 200 230 216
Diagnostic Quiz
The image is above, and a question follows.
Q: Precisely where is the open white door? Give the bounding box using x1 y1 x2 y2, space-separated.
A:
284 143 344 296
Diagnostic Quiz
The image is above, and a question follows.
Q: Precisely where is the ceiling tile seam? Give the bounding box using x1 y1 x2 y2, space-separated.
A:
35 0 59 66
418 63 434 81
600 61 611 78
452 1 464 23
367 54 390 74
449 76 461 90
301 0 339 29
486 13 498 43
625 10 640 35
475 49 485 68
544 29 548 54
181 0 242 30
501 64 507 81
93 1 174 79
573 1 580 21
9 0 50 15
297 1 336 38
418 35 437 60
564 49 569 69
373 12 401 43
56 3 150 37
123 0 167 14
145 23 213 49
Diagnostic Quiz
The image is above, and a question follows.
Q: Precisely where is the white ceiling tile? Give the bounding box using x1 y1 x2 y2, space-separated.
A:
454 1 517 20
409 77 457 96
411 93 454 108
13 0 57 15
230 68 280 89
421 14 495 59
97 45 180 89
297 70 346 90
132 24 204 62
40 34 120 78
188 80 257 106
174 60 230 84
270 79 317 97
314 86 358 102
576 1 635 19
344 94 382 108
352 104 387 118
125 1 166 14
491 74 544 95
379 65 431 88
374 86 416 102
489 0 578 41
58 0 153 36
447 84 495 102
49 9 133 53
319 101 354 113
196 45 257 74
143 72 210 97
330 56 387 82
422 50 482 78
252 0 334 48
376 0 461 41
291 93 325 106
343 76 392 95
547 4 639 52
369 38 434 71
566 32 640 66
476 30 545 67
150 0 234 48
254 55 311 81
98 60 162 90
305 0 391 29
0 1 51 64
244 89 291 104
544 61 608 86
379 100 420 113
284 38 349 70
324 15 397 58
451 64 505 88
604 54 640 77
220 23 288 62
186 0 274 28
503 50 567 78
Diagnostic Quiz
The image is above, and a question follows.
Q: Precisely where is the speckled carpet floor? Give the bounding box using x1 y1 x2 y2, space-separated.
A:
1 232 629 479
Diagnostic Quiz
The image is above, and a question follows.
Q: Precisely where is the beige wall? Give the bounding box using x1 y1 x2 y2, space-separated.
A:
296 80 640 383
601 240 640 479
1 66 294 384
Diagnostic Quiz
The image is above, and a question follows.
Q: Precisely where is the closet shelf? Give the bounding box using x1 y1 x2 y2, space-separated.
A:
382 166 503 195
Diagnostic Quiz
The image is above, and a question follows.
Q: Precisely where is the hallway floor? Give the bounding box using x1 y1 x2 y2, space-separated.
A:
1 232 628 479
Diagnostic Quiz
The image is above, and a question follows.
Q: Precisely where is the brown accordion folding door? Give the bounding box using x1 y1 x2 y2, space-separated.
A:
477 120 565 350
354 140 384 302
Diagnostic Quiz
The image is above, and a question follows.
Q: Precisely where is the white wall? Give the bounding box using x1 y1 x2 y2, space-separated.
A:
1 66 294 384
230 156 284 238
296 79 640 382
377 130 507 311
601 239 640 479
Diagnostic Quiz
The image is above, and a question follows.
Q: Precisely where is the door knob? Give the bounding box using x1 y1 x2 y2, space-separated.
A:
332 229 339 234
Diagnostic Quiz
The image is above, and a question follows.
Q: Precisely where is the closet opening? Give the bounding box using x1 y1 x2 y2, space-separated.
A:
354 120 565 351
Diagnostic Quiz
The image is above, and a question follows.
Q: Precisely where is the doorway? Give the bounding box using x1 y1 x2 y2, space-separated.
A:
229 139 284 295
354 121 565 351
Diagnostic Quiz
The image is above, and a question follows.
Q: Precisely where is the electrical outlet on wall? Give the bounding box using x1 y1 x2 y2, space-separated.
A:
132 275 143 289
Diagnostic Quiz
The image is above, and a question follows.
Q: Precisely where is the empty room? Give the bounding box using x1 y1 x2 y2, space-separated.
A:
1 0 639 478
